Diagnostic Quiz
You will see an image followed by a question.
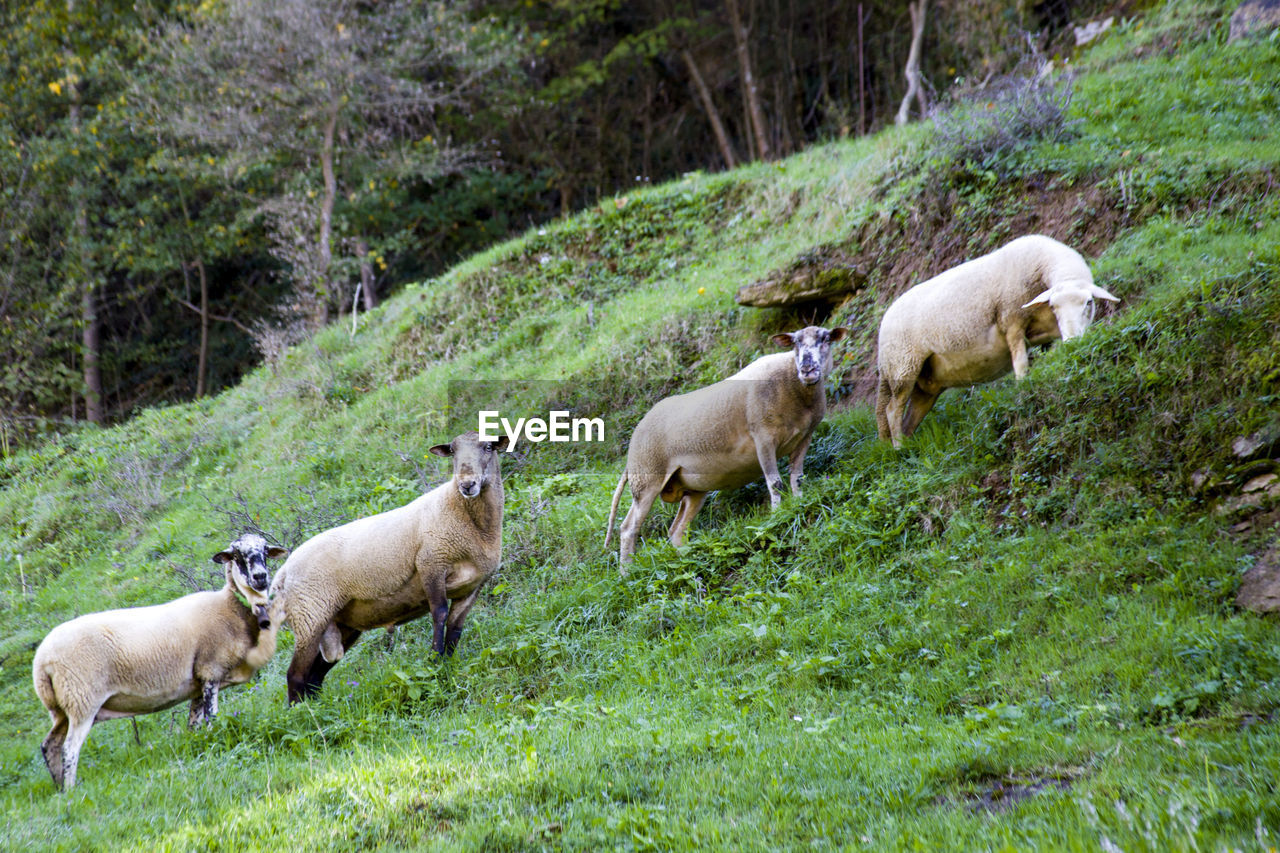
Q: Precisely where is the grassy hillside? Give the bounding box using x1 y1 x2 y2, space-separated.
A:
2 2 1279 849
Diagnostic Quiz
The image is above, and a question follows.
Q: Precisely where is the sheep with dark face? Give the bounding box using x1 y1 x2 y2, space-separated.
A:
271 431 508 703
876 234 1119 447
32 534 287 790
605 326 847 569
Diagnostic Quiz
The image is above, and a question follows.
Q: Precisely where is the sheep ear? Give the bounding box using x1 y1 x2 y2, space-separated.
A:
212 551 234 565
771 332 796 348
828 327 849 343
428 443 453 458
493 435 510 453
1090 283 1120 302
266 546 289 560
1022 290 1053 309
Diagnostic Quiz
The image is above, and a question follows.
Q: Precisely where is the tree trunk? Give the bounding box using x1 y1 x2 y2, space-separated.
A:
316 104 339 328
895 0 928 126
858 3 866 135
356 238 376 311
195 258 209 397
66 7 103 424
81 283 102 423
726 0 771 161
682 49 738 170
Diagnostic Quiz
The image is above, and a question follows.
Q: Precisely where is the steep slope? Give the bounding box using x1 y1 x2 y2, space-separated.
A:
1 2 1278 849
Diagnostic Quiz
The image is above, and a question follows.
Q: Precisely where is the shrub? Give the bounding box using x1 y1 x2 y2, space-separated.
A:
929 37 1076 168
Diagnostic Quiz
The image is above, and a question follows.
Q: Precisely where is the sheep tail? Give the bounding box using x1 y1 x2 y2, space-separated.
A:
32 657 55 712
603 470 629 548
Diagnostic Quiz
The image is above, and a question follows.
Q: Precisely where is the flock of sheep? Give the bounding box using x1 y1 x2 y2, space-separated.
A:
31 234 1119 790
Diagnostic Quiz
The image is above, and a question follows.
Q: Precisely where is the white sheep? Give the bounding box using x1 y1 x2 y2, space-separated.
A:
604 325 847 570
271 431 508 703
875 234 1118 447
31 534 288 790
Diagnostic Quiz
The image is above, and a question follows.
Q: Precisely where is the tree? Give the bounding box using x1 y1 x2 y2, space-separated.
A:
725 0 771 160
896 0 930 125
0 0 180 426
150 0 514 340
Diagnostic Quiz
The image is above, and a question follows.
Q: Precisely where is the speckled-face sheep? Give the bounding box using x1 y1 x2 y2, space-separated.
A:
875 234 1118 447
271 431 508 703
31 534 287 790
604 325 848 570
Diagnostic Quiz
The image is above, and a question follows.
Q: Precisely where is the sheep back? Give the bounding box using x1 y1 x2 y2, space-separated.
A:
878 235 1091 387
272 478 500 635
626 352 822 496
32 589 272 718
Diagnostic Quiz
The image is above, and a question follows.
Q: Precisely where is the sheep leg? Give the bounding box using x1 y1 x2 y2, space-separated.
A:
618 486 660 570
286 634 325 704
41 713 69 789
443 588 482 655
59 714 96 790
424 577 452 656
1006 325 1031 379
189 681 219 728
301 625 361 694
875 377 892 441
900 387 940 439
1003 324 1034 376
667 491 708 548
788 432 814 496
753 435 785 509
885 381 915 448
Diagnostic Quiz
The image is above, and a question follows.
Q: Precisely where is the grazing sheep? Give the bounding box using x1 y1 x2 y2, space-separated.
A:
875 234 1118 447
32 534 287 790
271 431 508 703
604 325 848 570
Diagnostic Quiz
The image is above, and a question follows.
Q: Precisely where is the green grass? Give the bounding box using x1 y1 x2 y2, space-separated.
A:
3 2 1280 849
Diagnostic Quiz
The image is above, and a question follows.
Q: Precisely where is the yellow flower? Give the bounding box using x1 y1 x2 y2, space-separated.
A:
48 81 62 95
697 287 706 295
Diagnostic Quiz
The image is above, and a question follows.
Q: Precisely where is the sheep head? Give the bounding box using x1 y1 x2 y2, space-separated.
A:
771 325 849 385
1023 282 1119 340
213 533 289 627
429 431 510 499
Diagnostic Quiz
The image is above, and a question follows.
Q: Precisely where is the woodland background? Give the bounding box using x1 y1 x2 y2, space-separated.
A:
0 0 1112 436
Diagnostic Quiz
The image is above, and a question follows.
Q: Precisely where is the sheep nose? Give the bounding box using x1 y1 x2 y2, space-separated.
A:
459 480 480 498
250 572 269 590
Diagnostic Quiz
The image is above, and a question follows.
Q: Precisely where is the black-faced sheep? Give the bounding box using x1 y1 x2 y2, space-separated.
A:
271 431 508 703
604 325 848 570
31 534 287 790
876 234 1119 447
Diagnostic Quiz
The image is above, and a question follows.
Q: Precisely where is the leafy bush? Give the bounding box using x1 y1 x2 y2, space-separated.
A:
929 39 1076 169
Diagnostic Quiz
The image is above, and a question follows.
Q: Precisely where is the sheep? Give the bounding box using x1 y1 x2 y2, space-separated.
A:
604 325 848 570
31 534 288 790
271 431 508 703
875 234 1119 447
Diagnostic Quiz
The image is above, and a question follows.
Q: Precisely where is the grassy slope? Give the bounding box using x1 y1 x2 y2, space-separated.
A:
2 2 1279 849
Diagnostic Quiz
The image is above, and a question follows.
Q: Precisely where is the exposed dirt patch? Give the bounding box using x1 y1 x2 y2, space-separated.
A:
857 176 1127 305
827 173 1129 405
826 164 1275 405
1240 709 1278 729
941 772 1077 815
1236 540 1280 613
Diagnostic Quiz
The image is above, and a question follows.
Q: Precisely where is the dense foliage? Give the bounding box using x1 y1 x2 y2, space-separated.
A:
1 0 1114 433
